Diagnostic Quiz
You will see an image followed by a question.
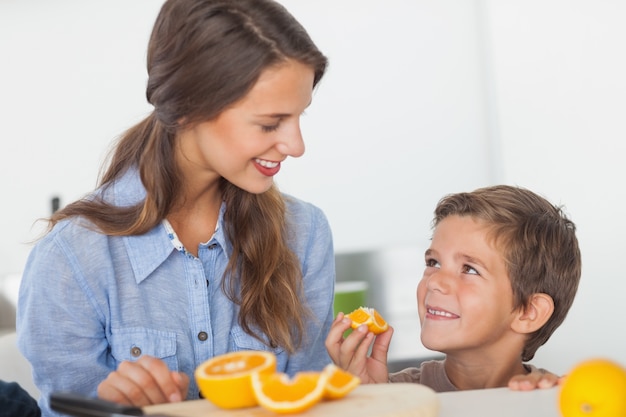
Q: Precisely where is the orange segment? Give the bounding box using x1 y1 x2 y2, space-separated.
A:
251 370 330 414
346 306 389 335
195 350 276 409
322 364 361 400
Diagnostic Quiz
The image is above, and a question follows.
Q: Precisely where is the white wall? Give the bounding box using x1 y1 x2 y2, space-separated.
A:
483 0 626 373
277 1 492 253
0 1 163 273
0 0 490 270
2 0 623 375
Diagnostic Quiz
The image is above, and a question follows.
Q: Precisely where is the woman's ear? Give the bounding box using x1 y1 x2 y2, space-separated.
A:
511 293 554 334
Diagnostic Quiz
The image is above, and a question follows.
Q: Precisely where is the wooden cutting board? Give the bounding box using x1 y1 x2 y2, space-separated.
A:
144 383 439 417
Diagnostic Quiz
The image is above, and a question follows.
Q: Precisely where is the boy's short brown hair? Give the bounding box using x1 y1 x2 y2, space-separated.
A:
433 185 581 361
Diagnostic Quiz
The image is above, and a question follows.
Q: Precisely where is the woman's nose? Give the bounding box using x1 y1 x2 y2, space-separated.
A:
275 123 305 157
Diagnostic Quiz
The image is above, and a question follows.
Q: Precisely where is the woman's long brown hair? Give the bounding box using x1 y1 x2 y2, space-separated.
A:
48 0 328 353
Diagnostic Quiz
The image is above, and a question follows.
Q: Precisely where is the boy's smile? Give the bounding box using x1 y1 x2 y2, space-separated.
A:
424 306 459 319
417 215 519 357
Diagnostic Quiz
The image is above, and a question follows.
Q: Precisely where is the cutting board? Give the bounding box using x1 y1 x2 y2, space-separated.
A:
144 383 439 417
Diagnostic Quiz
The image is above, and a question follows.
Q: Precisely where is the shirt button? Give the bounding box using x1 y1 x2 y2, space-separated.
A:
197 331 208 341
208 244 217 250
130 346 142 357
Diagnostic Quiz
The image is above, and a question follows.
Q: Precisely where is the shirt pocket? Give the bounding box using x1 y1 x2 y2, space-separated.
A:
110 327 179 371
229 326 287 371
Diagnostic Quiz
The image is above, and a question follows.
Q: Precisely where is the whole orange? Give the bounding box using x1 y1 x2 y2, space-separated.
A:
559 358 626 417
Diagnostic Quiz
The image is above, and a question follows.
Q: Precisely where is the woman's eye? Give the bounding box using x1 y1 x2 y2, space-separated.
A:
261 124 280 133
462 265 479 275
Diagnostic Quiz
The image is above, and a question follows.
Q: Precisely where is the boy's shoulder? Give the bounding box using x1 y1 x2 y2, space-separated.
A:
389 359 456 393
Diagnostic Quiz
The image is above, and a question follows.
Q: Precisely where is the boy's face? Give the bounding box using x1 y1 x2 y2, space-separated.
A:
417 215 518 356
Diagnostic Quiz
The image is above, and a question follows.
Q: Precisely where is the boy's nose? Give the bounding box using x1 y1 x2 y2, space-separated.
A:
427 270 451 293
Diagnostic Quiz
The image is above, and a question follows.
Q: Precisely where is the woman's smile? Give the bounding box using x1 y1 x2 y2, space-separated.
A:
253 158 281 176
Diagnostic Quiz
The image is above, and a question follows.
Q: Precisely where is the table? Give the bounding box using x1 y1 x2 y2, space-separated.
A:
144 384 562 417
438 387 561 417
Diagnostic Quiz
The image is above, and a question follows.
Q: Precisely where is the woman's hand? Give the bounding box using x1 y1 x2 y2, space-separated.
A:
508 367 563 390
324 312 394 384
97 355 189 406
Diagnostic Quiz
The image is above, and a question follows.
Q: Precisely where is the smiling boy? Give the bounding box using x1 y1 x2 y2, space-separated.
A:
326 185 581 392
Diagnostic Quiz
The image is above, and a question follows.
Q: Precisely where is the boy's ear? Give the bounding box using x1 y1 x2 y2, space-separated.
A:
511 293 554 334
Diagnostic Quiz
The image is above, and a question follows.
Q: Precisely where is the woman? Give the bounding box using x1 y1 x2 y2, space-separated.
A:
17 0 333 413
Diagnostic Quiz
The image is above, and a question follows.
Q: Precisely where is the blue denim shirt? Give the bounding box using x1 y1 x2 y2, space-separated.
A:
17 169 335 416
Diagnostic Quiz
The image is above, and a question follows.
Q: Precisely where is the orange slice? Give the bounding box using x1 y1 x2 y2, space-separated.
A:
322 363 361 400
251 370 330 414
195 350 276 409
346 306 389 335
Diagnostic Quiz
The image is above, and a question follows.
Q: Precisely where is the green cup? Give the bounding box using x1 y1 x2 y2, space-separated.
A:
333 281 369 317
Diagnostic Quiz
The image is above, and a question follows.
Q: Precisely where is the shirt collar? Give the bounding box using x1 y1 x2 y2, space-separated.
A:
123 224 174 284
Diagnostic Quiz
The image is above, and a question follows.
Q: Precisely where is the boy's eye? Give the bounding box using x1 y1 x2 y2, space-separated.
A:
425 258 440 268
462 265 479 275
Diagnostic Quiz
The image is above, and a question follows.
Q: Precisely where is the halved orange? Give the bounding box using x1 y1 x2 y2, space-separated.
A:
346 306 389 335
195 350 276 409
251 370 330 414
322 363 361 400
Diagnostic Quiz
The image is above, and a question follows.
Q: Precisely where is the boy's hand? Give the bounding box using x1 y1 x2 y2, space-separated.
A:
324 312 394 384
508 367 562 390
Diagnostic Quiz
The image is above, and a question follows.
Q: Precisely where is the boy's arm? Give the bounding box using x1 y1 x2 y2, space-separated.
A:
508 365 562 390
324 313 393 384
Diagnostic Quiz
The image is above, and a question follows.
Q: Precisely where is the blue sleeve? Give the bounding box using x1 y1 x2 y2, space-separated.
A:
16 227 112 417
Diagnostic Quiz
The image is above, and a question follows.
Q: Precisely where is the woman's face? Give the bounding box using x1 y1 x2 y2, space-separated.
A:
176 59 315 194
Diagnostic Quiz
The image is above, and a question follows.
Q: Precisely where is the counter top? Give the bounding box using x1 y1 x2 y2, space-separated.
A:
144 384 562 417
438 386 560 417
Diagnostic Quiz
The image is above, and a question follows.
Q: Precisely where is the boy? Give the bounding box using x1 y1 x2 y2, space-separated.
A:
325 185 581 392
